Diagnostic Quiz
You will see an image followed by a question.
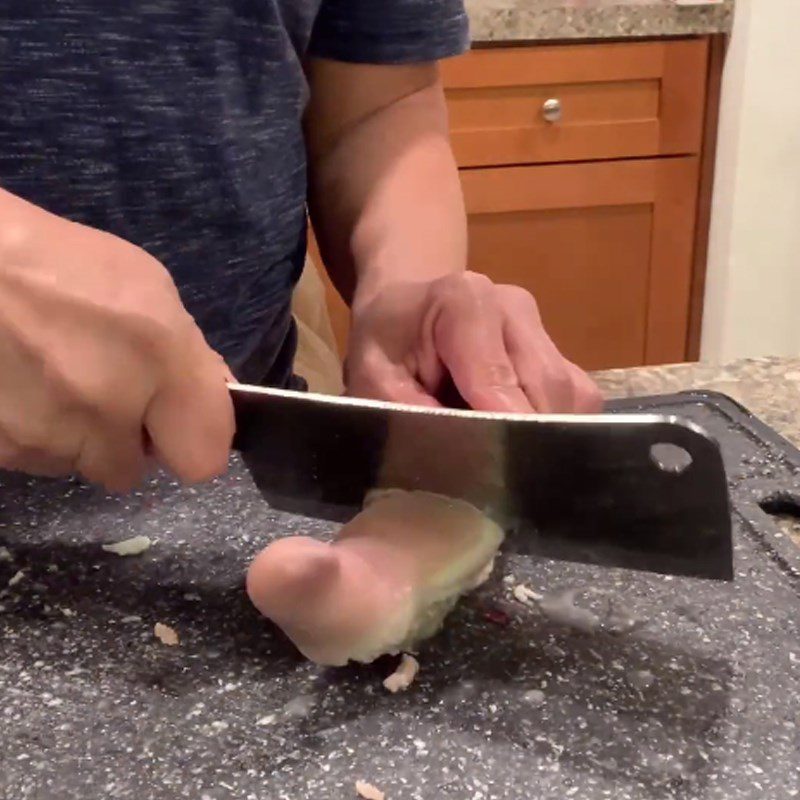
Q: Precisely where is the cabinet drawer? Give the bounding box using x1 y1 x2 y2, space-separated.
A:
442 39 708 168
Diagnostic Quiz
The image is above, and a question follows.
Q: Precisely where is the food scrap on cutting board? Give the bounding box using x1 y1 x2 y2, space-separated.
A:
382 653 420 693
154 622 180 646
246 489 504 667
355 779 385 800
102 535 153 556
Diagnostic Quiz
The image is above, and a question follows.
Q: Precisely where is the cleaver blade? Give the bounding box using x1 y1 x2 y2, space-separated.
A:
230 384 733 581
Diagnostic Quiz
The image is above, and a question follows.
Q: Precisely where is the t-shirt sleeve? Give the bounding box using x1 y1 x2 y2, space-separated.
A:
308 0 469 65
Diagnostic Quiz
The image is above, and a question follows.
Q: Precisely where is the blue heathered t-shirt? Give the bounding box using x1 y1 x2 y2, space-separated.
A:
0 2 468 385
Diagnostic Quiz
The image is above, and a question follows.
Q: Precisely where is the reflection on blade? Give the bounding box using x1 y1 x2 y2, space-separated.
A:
230 385 733 581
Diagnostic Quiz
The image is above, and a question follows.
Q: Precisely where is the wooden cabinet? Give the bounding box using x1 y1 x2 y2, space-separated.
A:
461 157 699 369
441 39 708 168
315 37 720 369
442 37 716 370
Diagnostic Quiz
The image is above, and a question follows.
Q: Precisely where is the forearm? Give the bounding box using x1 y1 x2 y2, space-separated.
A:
0 186 41 231
307 76 466 311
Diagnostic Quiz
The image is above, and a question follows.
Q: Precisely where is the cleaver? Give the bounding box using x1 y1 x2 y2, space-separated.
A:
230 384 734 581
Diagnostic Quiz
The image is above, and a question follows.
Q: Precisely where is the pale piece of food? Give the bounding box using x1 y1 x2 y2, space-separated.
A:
355 780 385 800
102 535 152 556
383 653 420 694
512 583 542 605
7 570 25 588
247 490 504 666
512 583 602 632
0 547 13 562
154 622 180 646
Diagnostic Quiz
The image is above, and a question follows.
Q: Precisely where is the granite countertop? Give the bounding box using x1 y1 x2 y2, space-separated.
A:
467 0 734 42
1 356 798 800
595 356 800 450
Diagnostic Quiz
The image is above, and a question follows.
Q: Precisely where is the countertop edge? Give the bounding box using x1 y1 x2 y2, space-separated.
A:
467 2 734 44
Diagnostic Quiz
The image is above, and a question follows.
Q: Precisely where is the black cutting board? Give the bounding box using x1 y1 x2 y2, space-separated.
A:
608 390 800 581
1 391 799 800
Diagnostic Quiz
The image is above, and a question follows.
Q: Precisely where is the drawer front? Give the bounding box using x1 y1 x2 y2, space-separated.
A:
442 39 708 168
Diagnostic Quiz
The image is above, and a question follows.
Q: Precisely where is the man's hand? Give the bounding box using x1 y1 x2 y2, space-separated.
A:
346 271 602 414
304 59 601 414
0 189 234 492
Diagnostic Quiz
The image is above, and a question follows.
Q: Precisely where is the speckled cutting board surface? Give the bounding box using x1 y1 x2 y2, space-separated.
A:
1 392 799 800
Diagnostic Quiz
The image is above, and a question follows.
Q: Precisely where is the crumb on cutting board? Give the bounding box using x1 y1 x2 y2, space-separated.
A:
102 535 153 556
382 653 419 694
355 780 385 800
7 570 25 588
154 622 180 646
512 583 542 605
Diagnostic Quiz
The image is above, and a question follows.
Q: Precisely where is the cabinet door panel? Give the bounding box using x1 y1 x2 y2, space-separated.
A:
461 157 700 370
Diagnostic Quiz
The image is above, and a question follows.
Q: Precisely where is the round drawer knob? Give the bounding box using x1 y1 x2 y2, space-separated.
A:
542 98 562 124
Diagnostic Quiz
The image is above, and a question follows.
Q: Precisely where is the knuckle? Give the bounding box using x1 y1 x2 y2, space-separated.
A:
102 251 185 360
123 308 177 361
498 284 542 318
433 271 493 302
485 360 519 388
40 359 148 441
503 284 536 306
462 272 495 302
465 361 519 398
463 270 493 289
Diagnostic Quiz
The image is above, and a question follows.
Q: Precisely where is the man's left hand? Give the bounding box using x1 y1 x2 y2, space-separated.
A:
345 271 603 413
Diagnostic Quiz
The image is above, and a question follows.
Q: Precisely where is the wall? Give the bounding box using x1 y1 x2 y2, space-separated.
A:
701 0 800 362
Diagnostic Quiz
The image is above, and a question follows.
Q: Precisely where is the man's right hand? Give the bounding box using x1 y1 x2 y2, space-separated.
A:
0 189 235 492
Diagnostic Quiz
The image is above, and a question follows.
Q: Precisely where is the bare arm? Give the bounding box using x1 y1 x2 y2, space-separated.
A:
305 59 465 312
304 59 601 414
